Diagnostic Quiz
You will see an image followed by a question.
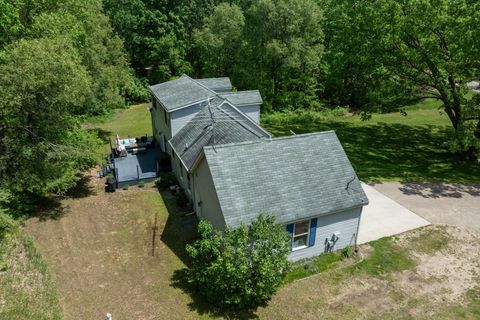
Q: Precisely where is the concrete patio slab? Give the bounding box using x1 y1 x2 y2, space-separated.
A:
357 183 430 244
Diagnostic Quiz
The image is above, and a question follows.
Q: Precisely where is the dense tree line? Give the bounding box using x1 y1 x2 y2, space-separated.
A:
104 0 479 153
0 0 140 214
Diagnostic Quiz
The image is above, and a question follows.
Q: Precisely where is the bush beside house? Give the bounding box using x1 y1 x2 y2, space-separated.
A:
186 214 290 309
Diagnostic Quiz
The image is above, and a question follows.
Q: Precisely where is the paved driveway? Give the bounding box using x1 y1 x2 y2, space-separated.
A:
371 182 480 235
357 183 430 244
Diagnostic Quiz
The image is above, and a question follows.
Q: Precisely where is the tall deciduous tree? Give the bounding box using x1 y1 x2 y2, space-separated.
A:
194 3 246 78
381 0 480 154
244 0 324 110
103 0 191 83
0 38 101 212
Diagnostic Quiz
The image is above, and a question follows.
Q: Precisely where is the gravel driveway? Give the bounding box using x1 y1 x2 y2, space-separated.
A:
371 182 480 234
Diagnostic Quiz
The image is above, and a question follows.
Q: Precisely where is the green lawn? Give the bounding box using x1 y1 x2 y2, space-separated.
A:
262 104 479 183
84 103 152 153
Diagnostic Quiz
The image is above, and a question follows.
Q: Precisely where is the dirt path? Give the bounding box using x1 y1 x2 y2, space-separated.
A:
25 172 197 320
371 182 480 234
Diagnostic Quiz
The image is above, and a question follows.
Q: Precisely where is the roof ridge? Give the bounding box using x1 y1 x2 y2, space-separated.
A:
220 90 260 95
183 74 218 95
203 131 336 151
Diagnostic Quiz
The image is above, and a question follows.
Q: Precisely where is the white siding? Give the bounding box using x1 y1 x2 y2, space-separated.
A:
288 207 363 261
192 158 226 230
170 103 204 137
236 104 260 124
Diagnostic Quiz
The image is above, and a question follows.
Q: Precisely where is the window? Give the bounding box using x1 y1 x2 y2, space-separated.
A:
292 220 310 250
179 160 183 177
164 109 168 125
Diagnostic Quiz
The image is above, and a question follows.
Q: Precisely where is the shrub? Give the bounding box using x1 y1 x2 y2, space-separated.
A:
175 189 188 207
186 214 290 309
138 181 145 188
0 210 17 241
154 172 177 188
341 246 352 258
122 184 129 190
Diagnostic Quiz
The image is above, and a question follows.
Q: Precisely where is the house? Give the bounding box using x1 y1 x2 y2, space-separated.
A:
149 76 369 261
148 75 262 154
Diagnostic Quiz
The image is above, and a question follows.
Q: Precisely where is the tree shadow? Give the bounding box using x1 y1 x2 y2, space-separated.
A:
32 196 69 221
158 188 198 266
171 269 260 320
65 174 96 199
263 120 480 183
159 188 261 318
396 182 480 199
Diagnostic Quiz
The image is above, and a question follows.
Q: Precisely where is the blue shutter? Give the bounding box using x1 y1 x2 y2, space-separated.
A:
308 218 317 247
286 224 294 249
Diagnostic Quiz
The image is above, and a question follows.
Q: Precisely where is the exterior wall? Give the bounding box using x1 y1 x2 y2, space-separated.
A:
288 207 363 261
192 157 226 231
170 103 204 137
151 96 172 152
236 104 260 124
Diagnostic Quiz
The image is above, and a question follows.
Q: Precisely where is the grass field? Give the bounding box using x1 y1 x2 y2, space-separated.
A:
24 173 480 319
0 233 62 320
21 103 480 319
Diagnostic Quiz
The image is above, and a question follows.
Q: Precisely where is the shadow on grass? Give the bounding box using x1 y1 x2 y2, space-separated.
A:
158 188 197 266
32 197 69 221
263 120 480 183
158 188 260 319
65 175 96 199
171 269 260 320
396 182 480 198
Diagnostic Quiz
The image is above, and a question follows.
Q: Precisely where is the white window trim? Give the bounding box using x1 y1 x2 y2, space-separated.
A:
292 219 310 251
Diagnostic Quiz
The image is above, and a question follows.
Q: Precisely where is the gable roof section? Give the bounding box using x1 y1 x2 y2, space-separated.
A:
149 75 215 111
195 78 232 92
203 132 369 228
219 90 263 106
169 97 271 172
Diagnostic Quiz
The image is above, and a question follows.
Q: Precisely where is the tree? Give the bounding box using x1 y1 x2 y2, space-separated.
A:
186 214 290 309
27 0 134 115
244 0 324 110
0 37 101 213
0 0 21 48
380 0 480 155
194 3 246 78
103 0 191 83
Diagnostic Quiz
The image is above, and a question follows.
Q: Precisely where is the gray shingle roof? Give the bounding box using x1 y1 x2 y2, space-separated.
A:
149 75 215 111
169 98 271 171
203 132 369 228
219 90 263 106
195 78 232 92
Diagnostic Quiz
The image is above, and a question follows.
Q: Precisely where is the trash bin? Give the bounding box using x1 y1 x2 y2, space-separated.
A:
106 177 116 192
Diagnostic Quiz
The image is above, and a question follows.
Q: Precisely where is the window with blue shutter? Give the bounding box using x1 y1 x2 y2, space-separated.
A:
308 218 317 247
286 224 294 249
289 218 318 251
